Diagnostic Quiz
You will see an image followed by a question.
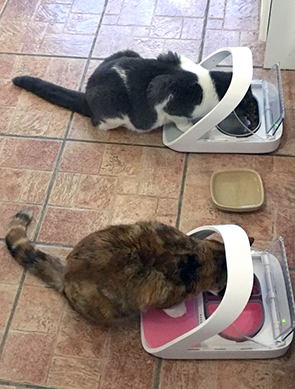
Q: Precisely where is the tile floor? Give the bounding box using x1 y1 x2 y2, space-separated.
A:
0 0 294 388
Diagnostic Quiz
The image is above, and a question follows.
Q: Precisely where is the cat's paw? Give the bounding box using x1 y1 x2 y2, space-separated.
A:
177 122 193 133
163 302 187 318
208 290 219 296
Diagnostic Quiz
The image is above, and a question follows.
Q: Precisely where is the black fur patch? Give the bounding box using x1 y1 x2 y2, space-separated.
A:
209 71 232 100
15 211 31 225
147 71 203 117
35 249 47 260
23 247 38 267
215 250 227 286
218 286 226 297
5 235 37 267
179 254 199 292
5 237 18 257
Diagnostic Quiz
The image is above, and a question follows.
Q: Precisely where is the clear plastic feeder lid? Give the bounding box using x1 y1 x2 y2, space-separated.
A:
216 64 284 138
262 237 295 341
262 63 285 136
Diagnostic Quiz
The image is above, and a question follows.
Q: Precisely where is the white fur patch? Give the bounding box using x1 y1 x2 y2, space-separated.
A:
153 95 172 128
164 302 187 318
113 66 128 87
99 116 138 132
179 55 220 120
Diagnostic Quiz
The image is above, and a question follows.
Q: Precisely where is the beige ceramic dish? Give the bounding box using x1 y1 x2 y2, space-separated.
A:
210 169 264 212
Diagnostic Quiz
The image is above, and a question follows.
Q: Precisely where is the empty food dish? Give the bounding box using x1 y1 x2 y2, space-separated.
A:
210 169 264 212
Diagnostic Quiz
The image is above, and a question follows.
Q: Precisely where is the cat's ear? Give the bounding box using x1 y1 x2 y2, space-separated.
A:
157 51 181 65
205 238 224 247
147 74 174 105
147 72 202 106
249 237 254 246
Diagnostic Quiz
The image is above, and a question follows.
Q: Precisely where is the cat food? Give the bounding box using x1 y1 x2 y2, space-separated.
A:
210 169 264 212
217 96 260 137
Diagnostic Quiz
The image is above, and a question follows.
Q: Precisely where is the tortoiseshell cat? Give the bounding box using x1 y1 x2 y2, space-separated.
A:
6 210 253 325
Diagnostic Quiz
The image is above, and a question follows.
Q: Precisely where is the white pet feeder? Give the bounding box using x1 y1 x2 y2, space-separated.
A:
163 47 284 153
141 225 295 359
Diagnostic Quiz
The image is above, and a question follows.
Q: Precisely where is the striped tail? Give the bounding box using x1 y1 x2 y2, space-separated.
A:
5 210 65 293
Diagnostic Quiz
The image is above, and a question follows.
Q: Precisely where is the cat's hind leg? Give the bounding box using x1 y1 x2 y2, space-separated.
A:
97 117 138 132
64 280 127 324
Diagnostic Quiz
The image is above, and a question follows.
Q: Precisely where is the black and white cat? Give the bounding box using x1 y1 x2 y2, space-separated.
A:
12 50 255 133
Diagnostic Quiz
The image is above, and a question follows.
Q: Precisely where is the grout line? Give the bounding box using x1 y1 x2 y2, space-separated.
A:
0 133 63 141
0 52 115 62
197 0 211 62
31 0 109 242
0 52 90 60
34 241 74 249
0 380 61 389
60 138 165 148
0 272 26 357
62 0 72 31
0 131 166 148
0 0 9 19
153 358 163 389
223 0 227 28
175 153 189 229
31 127 73 241
0 131 165 148
87 0 108 60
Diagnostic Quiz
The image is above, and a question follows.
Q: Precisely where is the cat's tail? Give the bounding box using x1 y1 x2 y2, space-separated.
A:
5 209 65 293
12 76 92 117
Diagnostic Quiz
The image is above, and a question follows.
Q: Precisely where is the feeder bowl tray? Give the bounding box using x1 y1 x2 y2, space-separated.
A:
141 225 295 359
163 47 284 154
216 98 261 138
210 169 264 212
203 274 265 342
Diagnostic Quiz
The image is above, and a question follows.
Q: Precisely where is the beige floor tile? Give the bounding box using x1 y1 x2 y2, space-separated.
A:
11 285 64 333
0 284 18 331
100 323 156 389
0 331 56 384
160 360 217 389
54 310 109 359
47 356 102 389
37 206 110 245
216 361 271 389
